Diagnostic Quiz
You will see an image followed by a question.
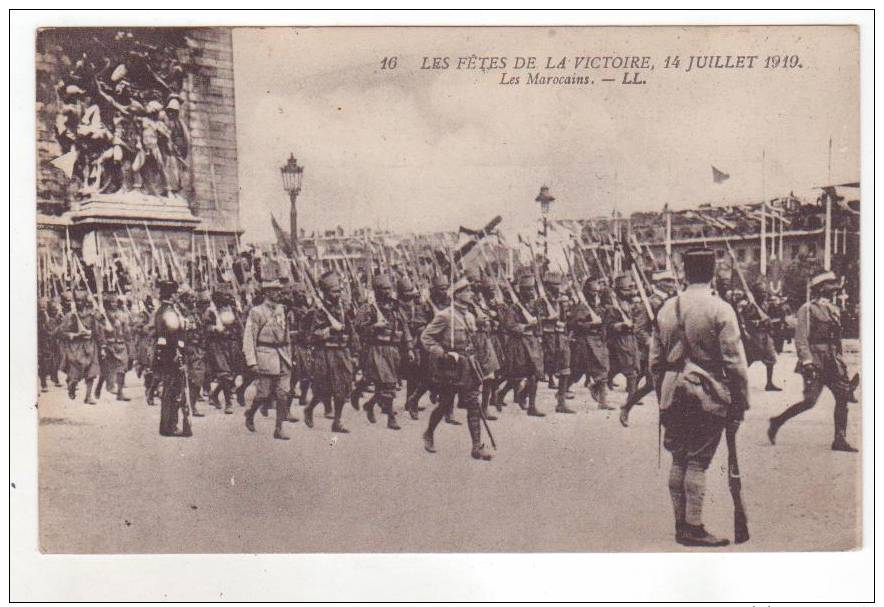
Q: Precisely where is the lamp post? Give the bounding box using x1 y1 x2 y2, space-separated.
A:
280 154 304 253
536 185 555 260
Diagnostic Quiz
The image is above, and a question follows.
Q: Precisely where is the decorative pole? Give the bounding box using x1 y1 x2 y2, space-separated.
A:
280 154 304 254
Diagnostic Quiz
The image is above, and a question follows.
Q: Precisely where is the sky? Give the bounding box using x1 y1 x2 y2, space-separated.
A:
232 26 859 242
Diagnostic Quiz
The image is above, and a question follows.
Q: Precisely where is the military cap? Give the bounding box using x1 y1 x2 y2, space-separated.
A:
450 276 472 295
544 271 563 286
614 274 635 289
146 100 164 114
808 270 838 290
431 275 449 290
319 271 342 291
652 270 677 282
518 273 536 289
682 248 716 283
372 274 393 290
157 279 178 299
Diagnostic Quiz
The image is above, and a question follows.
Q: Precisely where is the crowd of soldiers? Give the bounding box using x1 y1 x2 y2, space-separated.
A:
36 241 859 546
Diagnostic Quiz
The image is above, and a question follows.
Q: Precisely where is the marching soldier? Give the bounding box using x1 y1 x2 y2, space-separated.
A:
153 279 192 437
205 289 238 413
397 276 429 420
354 274 414 431
606 274 646 407
421 276 494 461
471 276 503 420
61 291 101 404
95 295 132 401
288 281 314 406
541 272 576 414
567 278 611 410
403 274 449 416
38 298 63 392
767 270 858 452
620 269 680 426
242 268 293 440
650 248 749 547
305 271 356 433
496 273 545 416
738 283 782 392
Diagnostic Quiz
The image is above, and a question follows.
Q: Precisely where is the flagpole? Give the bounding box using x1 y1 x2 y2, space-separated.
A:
760 149 767 277
824 136 833 271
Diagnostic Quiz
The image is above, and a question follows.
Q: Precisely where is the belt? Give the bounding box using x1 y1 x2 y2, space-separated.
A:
257 341 287 348
317 343 347 350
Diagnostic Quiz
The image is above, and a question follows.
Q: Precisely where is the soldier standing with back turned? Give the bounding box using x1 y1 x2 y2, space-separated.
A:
650 248 749 547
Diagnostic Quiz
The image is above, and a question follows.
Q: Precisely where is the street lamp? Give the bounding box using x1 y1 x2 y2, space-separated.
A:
280 154 304 252
536 185 555 259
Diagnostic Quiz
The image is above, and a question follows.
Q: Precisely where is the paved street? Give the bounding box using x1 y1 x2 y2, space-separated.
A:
37 343 861 554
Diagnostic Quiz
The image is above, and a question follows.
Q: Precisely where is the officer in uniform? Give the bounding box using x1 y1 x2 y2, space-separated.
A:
305 271 356 433
242 268 293 440
567 277 611 410
767 270 858 452
354 274 414 431
650 248 749 547
288 280 314 406
153 280 192 437
206 289 238 413
471 275 503 419
421 276 493 461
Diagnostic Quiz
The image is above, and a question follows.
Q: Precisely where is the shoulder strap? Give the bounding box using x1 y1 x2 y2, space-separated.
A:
675 295 693 362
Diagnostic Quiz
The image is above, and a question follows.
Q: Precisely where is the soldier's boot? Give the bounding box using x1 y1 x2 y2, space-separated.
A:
116 373 130 401
598 379 616 411
831 400 858 452
223 389 234 414
767 398 815 444
83 379 96 405
847 373 860 403
40 376 48 393
190 387 205 417
350 388 362 411
235 385 246 408
67 379 77 400
304 397 317 428
514 382 528 410
547 374 557 390
383 399 401 431
423 430 436 453
94 376 104 399
259 399 270 417
676 524 730 548
273 400 290 440
678 465 729 546
555 376 575 414
481 382 498 420
285 400 299 423
526 380 545 417
245 398 262 432
52 372 62 387
493 380 512 408
323 400 334 419
209 385 223 409
299 380 311 406
668 463 688 541
443 396 461 425
364 396 377 424
764 364 782 392
405 394 420 420
331 397 349 433
468 410 492 461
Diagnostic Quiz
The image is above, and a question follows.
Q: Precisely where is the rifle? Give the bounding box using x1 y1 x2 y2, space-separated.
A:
518 236 557 320
293 254 344 331
724 241 770 321
564 243 602 323
726 426 749 543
